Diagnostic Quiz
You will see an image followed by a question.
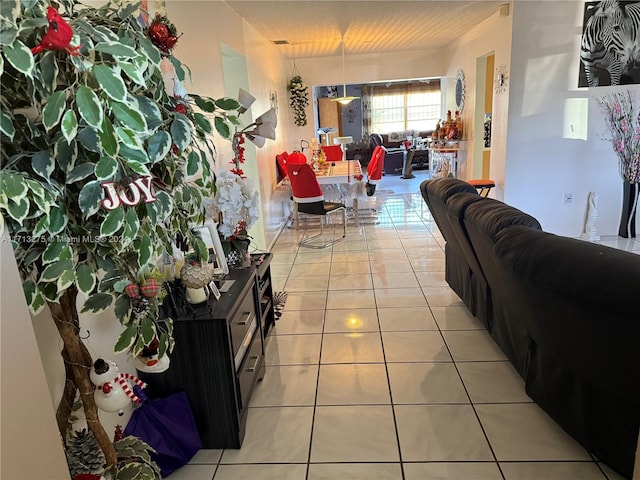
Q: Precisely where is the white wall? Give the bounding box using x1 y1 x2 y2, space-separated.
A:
1 236 69 480
442 6 513 192
167 1 291 250
505 1 639 236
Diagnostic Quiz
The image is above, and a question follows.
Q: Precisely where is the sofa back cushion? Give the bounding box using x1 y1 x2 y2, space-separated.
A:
463 198 542 241
495 226 640 317
420 178 477 243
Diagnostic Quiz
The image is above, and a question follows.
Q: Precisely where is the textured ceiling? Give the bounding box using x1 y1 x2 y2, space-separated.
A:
226 1 506 58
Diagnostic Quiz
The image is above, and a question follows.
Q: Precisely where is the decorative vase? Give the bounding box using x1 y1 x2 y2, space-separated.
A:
618 182 638 238
180 261 214 303
185 286 209 304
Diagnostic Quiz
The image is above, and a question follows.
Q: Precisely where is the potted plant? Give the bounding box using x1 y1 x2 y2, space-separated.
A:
599 90 640 238
207 169 259 267
288 74 309 127
0 0 239 475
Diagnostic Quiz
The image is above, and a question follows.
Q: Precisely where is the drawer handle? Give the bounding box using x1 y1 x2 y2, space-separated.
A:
245 355 260 372
235 311 253 326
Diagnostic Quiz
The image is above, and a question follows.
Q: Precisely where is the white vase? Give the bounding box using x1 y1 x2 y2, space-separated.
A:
186 286 208 304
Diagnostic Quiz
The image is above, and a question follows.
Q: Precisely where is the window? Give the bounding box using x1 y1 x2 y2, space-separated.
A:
370 80 440 134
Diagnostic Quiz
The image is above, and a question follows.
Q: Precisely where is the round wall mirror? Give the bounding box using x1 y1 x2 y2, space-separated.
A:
455 70 465 113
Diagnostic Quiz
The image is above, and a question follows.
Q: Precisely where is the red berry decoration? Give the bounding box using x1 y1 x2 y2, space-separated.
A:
146 13 179 52
140 278 159 298
173 103 187 115
148 22 168 45
164 36 178 50
125 283 140 298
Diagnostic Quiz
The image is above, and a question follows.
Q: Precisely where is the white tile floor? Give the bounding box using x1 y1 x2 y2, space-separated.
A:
172 169 636 480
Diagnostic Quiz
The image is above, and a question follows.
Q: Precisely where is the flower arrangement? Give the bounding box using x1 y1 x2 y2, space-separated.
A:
210 170 260 242
288 75 309 126
598 90 640 184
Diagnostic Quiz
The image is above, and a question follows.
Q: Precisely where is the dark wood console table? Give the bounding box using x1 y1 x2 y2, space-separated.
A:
139 267 266 449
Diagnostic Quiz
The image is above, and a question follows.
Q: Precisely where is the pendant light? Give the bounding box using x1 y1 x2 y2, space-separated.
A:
332 36 358 105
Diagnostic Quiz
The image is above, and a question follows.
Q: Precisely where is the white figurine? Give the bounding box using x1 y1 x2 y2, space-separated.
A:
90 359 146 416
581 191 600 242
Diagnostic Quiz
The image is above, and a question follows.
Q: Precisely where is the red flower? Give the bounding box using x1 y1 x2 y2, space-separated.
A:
230 168 245 177
173 103 188 115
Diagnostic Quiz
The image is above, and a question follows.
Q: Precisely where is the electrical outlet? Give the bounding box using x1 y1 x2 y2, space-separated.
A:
564 193 573 204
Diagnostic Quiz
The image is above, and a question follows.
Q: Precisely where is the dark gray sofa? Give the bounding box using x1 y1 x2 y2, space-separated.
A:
420 177 640 479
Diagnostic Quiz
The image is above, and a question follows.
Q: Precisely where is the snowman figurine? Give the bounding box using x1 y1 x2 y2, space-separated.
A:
90 358 147 416
134 338 170 373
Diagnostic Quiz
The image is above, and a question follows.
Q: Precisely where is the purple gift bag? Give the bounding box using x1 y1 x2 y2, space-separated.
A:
124 391 201 477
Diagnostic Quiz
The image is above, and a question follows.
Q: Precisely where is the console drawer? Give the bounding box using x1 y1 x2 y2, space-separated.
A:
237 330 263 410
229 291 256 362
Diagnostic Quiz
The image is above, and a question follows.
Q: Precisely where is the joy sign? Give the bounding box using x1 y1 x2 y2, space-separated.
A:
101 176 157 210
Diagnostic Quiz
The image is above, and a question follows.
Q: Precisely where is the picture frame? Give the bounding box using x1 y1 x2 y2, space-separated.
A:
191 220 228 276
208 280 221 301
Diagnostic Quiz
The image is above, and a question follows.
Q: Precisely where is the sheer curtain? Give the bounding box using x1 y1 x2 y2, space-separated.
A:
361 85 372 138
370 80 440 134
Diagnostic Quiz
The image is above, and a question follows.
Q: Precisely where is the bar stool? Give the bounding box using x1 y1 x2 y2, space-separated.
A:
467 179 495 197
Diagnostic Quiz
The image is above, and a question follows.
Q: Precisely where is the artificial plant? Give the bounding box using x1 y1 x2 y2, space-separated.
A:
287 74 308 127
0 0 239 474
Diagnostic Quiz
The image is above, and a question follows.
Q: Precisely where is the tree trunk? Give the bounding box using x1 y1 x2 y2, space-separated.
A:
55 347 78 438
49 286 117 467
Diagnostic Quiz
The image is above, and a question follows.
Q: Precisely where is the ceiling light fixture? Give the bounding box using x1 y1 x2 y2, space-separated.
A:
332 37 359 105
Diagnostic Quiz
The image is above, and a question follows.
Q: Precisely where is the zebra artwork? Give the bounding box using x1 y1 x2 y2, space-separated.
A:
579 0 640 87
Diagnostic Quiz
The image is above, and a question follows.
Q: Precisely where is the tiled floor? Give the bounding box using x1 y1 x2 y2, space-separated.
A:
172 170 635 480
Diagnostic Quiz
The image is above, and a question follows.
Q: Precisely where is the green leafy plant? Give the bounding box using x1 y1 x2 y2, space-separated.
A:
105 435 162 480
287 74 308 127
0 0 239 470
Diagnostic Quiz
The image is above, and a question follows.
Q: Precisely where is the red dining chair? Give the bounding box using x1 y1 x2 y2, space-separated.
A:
276 152 289 180
321 145 343 162
287 162 346 248
365 145 385 196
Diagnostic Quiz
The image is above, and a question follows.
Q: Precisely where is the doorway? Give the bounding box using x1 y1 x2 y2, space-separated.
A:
474 53 494 179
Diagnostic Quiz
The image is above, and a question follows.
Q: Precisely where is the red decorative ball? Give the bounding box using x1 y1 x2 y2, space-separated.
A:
148 22 169 45
173 103 187 115
125 283 140 298
140 278 159 298
164 36 178 50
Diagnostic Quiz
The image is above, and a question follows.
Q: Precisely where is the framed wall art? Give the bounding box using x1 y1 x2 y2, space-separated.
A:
579 1 640 87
